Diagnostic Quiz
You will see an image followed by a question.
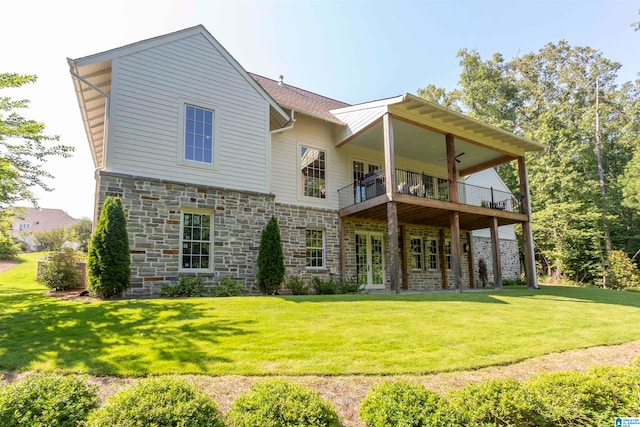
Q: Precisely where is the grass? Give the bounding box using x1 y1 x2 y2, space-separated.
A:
2 253 640 377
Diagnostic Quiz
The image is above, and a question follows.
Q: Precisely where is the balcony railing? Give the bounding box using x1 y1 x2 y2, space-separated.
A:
338 168 522 213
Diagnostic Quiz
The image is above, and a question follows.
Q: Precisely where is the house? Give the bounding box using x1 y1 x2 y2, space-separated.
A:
9 207 79 251
68 25 544 296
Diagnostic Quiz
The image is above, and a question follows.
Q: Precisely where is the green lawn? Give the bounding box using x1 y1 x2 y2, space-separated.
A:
2 253 640 376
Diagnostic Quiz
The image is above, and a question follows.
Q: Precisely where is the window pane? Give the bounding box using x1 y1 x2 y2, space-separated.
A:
301 146 326 199
181 212 212 271
184 106 213 164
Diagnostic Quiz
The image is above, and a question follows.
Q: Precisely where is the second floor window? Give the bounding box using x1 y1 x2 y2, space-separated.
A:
301 146 326 198
185 105 213 164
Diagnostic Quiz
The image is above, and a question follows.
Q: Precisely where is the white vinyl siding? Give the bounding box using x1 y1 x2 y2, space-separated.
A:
108 33 270 193
467 168 518 241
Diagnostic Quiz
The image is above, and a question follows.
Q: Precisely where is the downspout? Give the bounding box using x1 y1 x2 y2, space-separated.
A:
68 63 110 174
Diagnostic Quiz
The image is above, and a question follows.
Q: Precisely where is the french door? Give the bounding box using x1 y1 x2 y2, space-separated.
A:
355 232 385 289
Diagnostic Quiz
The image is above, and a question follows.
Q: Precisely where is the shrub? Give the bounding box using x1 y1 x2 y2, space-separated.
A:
359 380 452 427
87 197 130 298
227 379 340 427
86 377 223 427
257 216 285 295
336 279 361 294
502 276 526 287
608 249 640 289
37 248 83 291
312 277 336 295
286 276 309 295
525 370 619 426
0 373 98 427
448 378 546 426
213 276 246 297
161 275 207 297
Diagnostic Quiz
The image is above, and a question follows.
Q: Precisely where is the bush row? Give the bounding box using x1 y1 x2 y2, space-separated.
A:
286 276 362 295
360 366 640 426
160 276 246 297
3 365 639 426
0 375 338 427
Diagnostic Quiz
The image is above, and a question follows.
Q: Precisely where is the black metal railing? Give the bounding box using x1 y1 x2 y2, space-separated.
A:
337 168 523 213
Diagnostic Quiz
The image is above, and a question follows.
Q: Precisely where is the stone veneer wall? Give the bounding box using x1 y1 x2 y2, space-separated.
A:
471 236 521 284
342 221 471 291
275 203 340 283
95 171 520 296
97 171 276 296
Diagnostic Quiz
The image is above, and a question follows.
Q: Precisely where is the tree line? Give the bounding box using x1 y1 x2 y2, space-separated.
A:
419 39 640 285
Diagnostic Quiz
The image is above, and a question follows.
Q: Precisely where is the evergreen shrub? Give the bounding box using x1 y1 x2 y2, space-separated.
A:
0 374 98 427
359 380 452 427
256 216 285 295
86 377 223 427
227 379 340 427
87 197 130 298
448 378 545 426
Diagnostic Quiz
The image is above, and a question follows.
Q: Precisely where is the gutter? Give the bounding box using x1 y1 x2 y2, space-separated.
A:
271 109 296 134
67 59 110 172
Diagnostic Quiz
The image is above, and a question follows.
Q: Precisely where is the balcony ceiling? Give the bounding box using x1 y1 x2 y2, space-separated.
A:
348 119 503 175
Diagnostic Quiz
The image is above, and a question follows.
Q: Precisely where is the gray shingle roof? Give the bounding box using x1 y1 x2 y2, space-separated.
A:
249 73 349 125
10 208 79 233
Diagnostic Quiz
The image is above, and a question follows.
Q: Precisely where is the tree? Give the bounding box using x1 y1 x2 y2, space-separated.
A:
0 73 74 214
30 227 66 251
256 216 285 295
87 197 130 298
68 218 92 252
419 42 640 285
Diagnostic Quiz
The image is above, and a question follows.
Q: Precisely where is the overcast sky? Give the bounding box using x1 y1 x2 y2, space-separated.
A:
2 0 638 220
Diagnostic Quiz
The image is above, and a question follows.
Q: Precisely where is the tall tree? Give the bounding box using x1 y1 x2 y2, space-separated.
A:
420 42 640 284
0 73 74 213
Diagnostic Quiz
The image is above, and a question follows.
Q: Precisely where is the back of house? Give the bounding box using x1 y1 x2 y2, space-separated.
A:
69 25 543 296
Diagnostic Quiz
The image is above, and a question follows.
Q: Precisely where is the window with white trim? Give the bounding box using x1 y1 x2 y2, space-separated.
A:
445 239 452 270
410 237 423 270
426 239 438 270
180 211 212 271
184 105 214 164
301 146 326 198
305 229 324 268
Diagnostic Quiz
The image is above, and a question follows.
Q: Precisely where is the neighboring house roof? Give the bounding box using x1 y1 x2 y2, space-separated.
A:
249 73 350 125
68 25 291 169
10 208 79 234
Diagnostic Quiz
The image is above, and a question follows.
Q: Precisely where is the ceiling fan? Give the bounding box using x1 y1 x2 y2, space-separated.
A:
439 152 466 163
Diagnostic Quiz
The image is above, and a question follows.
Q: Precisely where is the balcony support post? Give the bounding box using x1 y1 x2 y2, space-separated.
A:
383 113 400 293
490 216 503 289
446 133 458 203
450 212 463 291
518 156 538 289
387 201 400 293
383 113 396 199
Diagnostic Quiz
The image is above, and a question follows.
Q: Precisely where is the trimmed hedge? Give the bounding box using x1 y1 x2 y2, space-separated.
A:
359 380 452 427
86 377 223 427
227 379 340 427
448 378 545 426
0 374 98 427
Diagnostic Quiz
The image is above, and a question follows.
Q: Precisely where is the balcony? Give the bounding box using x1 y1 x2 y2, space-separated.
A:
337 168 526 230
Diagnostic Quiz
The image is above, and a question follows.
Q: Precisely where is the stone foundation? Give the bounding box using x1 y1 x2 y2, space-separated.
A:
97 171 275 296
96 171 522 296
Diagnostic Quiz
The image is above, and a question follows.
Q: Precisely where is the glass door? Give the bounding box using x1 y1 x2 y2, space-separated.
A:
355 232 385 289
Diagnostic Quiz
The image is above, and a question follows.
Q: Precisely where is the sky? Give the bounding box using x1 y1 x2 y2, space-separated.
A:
1 0 638 220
